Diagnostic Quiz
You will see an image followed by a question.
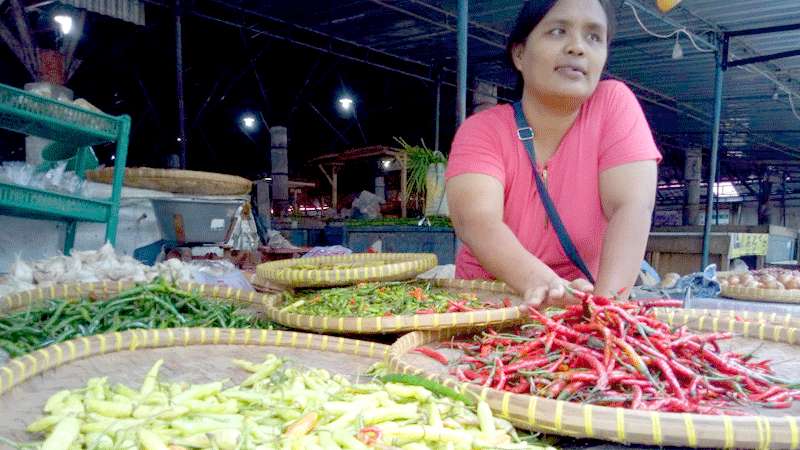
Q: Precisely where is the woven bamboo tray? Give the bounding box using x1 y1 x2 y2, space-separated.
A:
659 306 800 329
721 285 800 304
256 253 438 288
0 281 277 316
86 167 252 195
262 278 523 334
388 309 800 449
0 328 388 443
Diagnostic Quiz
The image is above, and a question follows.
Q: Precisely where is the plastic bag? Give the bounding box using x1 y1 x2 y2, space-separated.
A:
0 161 84 195
302 245 352 258
188 260 253 291
425 162 449 217
351 190 383 219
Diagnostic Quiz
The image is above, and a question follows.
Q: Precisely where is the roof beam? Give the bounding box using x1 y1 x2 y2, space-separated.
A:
728 49 800 68
726 22 800 38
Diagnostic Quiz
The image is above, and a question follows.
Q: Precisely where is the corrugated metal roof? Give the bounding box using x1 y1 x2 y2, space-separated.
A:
191 0 800 164
62 0 145 25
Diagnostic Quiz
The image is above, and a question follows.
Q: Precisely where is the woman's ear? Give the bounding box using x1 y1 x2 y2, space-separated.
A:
511 43 525 72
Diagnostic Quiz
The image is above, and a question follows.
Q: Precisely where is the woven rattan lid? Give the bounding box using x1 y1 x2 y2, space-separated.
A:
86 167 252 195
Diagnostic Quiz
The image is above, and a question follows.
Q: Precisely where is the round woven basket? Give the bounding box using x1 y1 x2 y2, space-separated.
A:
255 253 438 288
86 167 252 195
721 285 800 304
388 309 800 449
0 281 277 316
0 328 387 443
660 305 800 329
263 278 523 334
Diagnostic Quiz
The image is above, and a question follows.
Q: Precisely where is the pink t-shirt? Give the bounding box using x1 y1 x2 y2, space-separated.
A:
445 80 662 282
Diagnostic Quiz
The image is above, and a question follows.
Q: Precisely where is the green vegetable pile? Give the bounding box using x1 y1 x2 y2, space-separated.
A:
0 280 278 358
344 217 453 228
281 281 510 317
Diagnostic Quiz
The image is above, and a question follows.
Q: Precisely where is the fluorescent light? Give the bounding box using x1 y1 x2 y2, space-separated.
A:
338 96 354 111
54 15 73 35
241 114 257 129
381 159 392 170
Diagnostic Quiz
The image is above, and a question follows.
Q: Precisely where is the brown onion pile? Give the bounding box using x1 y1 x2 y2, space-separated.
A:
718 268 800 290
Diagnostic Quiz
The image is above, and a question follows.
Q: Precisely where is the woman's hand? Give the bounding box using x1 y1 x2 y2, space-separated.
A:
522 278 594 310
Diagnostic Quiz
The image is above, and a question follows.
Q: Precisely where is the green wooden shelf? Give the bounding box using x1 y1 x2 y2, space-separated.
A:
0 182 113 222
0 82 131 254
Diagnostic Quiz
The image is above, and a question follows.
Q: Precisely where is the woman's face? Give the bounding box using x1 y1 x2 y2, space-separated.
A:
512 0 609 103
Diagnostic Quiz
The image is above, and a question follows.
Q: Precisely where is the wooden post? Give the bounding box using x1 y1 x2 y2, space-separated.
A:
332 165 339 211
399 153 408 218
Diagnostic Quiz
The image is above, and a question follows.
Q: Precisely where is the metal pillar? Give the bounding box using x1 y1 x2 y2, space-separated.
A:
683 147 702 225
176 0 187 168
434 75 441 152
701 37 727 269
456 0 467 125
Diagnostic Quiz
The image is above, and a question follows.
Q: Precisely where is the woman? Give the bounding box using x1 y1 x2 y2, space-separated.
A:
446 0 661 308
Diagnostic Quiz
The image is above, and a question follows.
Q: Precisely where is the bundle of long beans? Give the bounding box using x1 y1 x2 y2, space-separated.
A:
419 293 798 415
281 281 512 317
0 279 277 358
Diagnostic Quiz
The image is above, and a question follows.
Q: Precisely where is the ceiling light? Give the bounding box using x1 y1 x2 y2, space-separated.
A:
338 96 354 111
54 15 73 35
241 114 257 129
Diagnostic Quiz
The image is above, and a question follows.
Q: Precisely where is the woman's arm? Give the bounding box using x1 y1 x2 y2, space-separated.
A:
595 160 658 298
447 173 590 306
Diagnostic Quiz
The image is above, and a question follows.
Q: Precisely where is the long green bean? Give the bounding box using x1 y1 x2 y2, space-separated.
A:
0 279 278 358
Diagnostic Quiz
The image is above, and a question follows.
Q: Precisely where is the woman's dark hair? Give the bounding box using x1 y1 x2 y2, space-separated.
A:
506 0 617 97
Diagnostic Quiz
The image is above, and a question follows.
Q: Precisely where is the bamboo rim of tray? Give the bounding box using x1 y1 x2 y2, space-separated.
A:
86 167 252 195
388 308 800 449
0 281 278 316
255 253 438 288
660 306 800 329
721 285 800 304
0 328 388 398
262 278 521 334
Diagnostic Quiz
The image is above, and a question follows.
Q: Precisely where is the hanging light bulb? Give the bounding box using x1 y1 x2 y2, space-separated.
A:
656 0 682 13
672 35 684 60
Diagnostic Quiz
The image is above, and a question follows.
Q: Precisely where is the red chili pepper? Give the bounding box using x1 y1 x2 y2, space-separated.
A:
630 384 644 409
415 308 435 314
750 385 784 402
509 377 531 394
552 338 608 390
413 347 449 365
547 379 567 398
655 358 686 401
502 297 513 308
494 357 508 390
636 299 684 308
357 426 382 446
503 357 550 373
529 308 582 340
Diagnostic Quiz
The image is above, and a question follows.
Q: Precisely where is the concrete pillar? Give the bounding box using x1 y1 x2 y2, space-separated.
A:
375 176 385 201
472 81 498 115
683 147 702 225
24 82 74 166
270 126 289 216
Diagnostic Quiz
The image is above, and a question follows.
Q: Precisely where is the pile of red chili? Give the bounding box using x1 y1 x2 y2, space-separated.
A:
416 292 800 414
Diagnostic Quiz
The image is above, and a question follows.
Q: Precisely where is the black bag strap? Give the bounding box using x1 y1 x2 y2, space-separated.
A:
512 101 595 284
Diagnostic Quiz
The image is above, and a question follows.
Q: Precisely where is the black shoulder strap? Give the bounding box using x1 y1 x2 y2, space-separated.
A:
512 101 596 284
